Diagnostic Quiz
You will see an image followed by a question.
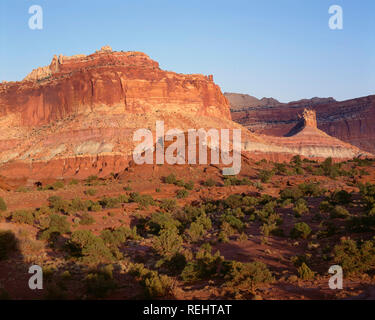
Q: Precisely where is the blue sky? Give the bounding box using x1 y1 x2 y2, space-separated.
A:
0 0 374 102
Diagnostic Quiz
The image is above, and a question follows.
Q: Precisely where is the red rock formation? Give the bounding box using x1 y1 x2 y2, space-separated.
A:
230 94 375 153
0 46 231 127
0 48 371 183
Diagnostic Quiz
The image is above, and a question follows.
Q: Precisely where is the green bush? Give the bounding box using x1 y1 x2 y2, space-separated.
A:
280 187 303 202
69 179 79 186
85 268 116 298
130 192 155 208
147 212 180 235
181 244 223 282
40 214 71 241
258 170 274 183
130 263 173 298
293 199 309 217
89 202 102 212
164 173 177 184
297 263 315 280
202 178 216 187
159 199 177 212
186 222 205 243
85 189 97 196
224 260 273 293
290 222 312 239
176 189 189 199
79 213 95 225
331 190 352 205
330 205 350 219
0 198 7 212
11 210 34 225
52 181 65 190
101 226 139 247
333 238 375 275
184 181 194 190
69 230 114 265
152 227 183 258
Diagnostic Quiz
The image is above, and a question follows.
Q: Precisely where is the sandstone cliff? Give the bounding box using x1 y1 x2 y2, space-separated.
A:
229 93 375 153
0 48 370 182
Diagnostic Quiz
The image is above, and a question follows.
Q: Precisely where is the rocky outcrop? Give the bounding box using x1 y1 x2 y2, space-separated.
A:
225 92 336 111
229 93 375 153
0 48 371 183
1 48 231 127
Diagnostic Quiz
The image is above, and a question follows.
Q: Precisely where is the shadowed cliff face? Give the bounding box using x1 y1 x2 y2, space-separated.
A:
228 93 375 154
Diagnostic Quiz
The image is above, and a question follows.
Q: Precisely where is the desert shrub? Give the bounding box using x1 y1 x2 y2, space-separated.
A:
99 196 120 209
221 211 244 231
330 205 350 219
223 176 253 186
69 179 79 186
260 222 282 237
159 199 177 212
298 182 324 197
164 173 177 184
224 194 243 209
291 155 302 166
184 180 194 190
70 198 88 212
331 190 352 205
129 192 155 208
242 196 259 207
85 189 97 196
68 230 114 265
47 196 71 214
130 263 173 298
175 205 205 226
274 163 287 175
152 227 183 258
320 157 340 178
258 170 274 183
294 166 305 175
0 230 18 260
16 186 32 193
147 212 180 235
224 261 273 293
89 202 102 212
176 189 189 199
79 213 95 225
186 222 205 243
85 175 99 186
11 210 34 225
181 244 223 282
85 267 116 298
319 200 332 213
39 214 71 241
218 221 235 243
280 187 303 202
297 263 315 280
333 238 375 275
52 181 64 190
160 252 189 275
293 199 309 217
101 226 138 247
202 178 216 187
290 222 312 239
